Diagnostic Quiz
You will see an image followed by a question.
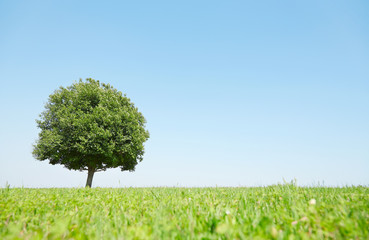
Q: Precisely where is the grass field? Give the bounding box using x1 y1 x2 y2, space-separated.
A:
1 184 368 239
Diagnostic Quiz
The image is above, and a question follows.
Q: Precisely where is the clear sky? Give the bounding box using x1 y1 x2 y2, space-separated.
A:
0 0 368 187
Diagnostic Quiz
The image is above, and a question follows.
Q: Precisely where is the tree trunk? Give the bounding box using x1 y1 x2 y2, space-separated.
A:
85 167 95 188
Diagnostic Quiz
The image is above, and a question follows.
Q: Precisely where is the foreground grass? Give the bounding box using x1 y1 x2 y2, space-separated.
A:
0 185 368 239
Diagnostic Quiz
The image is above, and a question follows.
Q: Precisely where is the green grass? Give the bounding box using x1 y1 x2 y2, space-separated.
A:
1 184 368 239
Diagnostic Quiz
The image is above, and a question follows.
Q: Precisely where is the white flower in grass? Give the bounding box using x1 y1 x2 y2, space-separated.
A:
188 197 191 201
225 210 230 215
309 199 316 205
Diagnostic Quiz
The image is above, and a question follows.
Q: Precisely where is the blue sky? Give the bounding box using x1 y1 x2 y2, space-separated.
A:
0 0 368 187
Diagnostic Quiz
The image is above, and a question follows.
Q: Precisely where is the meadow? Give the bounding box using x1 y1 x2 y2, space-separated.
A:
1 184 368 239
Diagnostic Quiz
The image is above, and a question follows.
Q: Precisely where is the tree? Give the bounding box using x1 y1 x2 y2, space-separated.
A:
33 78 149 187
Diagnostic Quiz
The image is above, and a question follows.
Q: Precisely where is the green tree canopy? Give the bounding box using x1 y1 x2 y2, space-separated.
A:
33 78 149 187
